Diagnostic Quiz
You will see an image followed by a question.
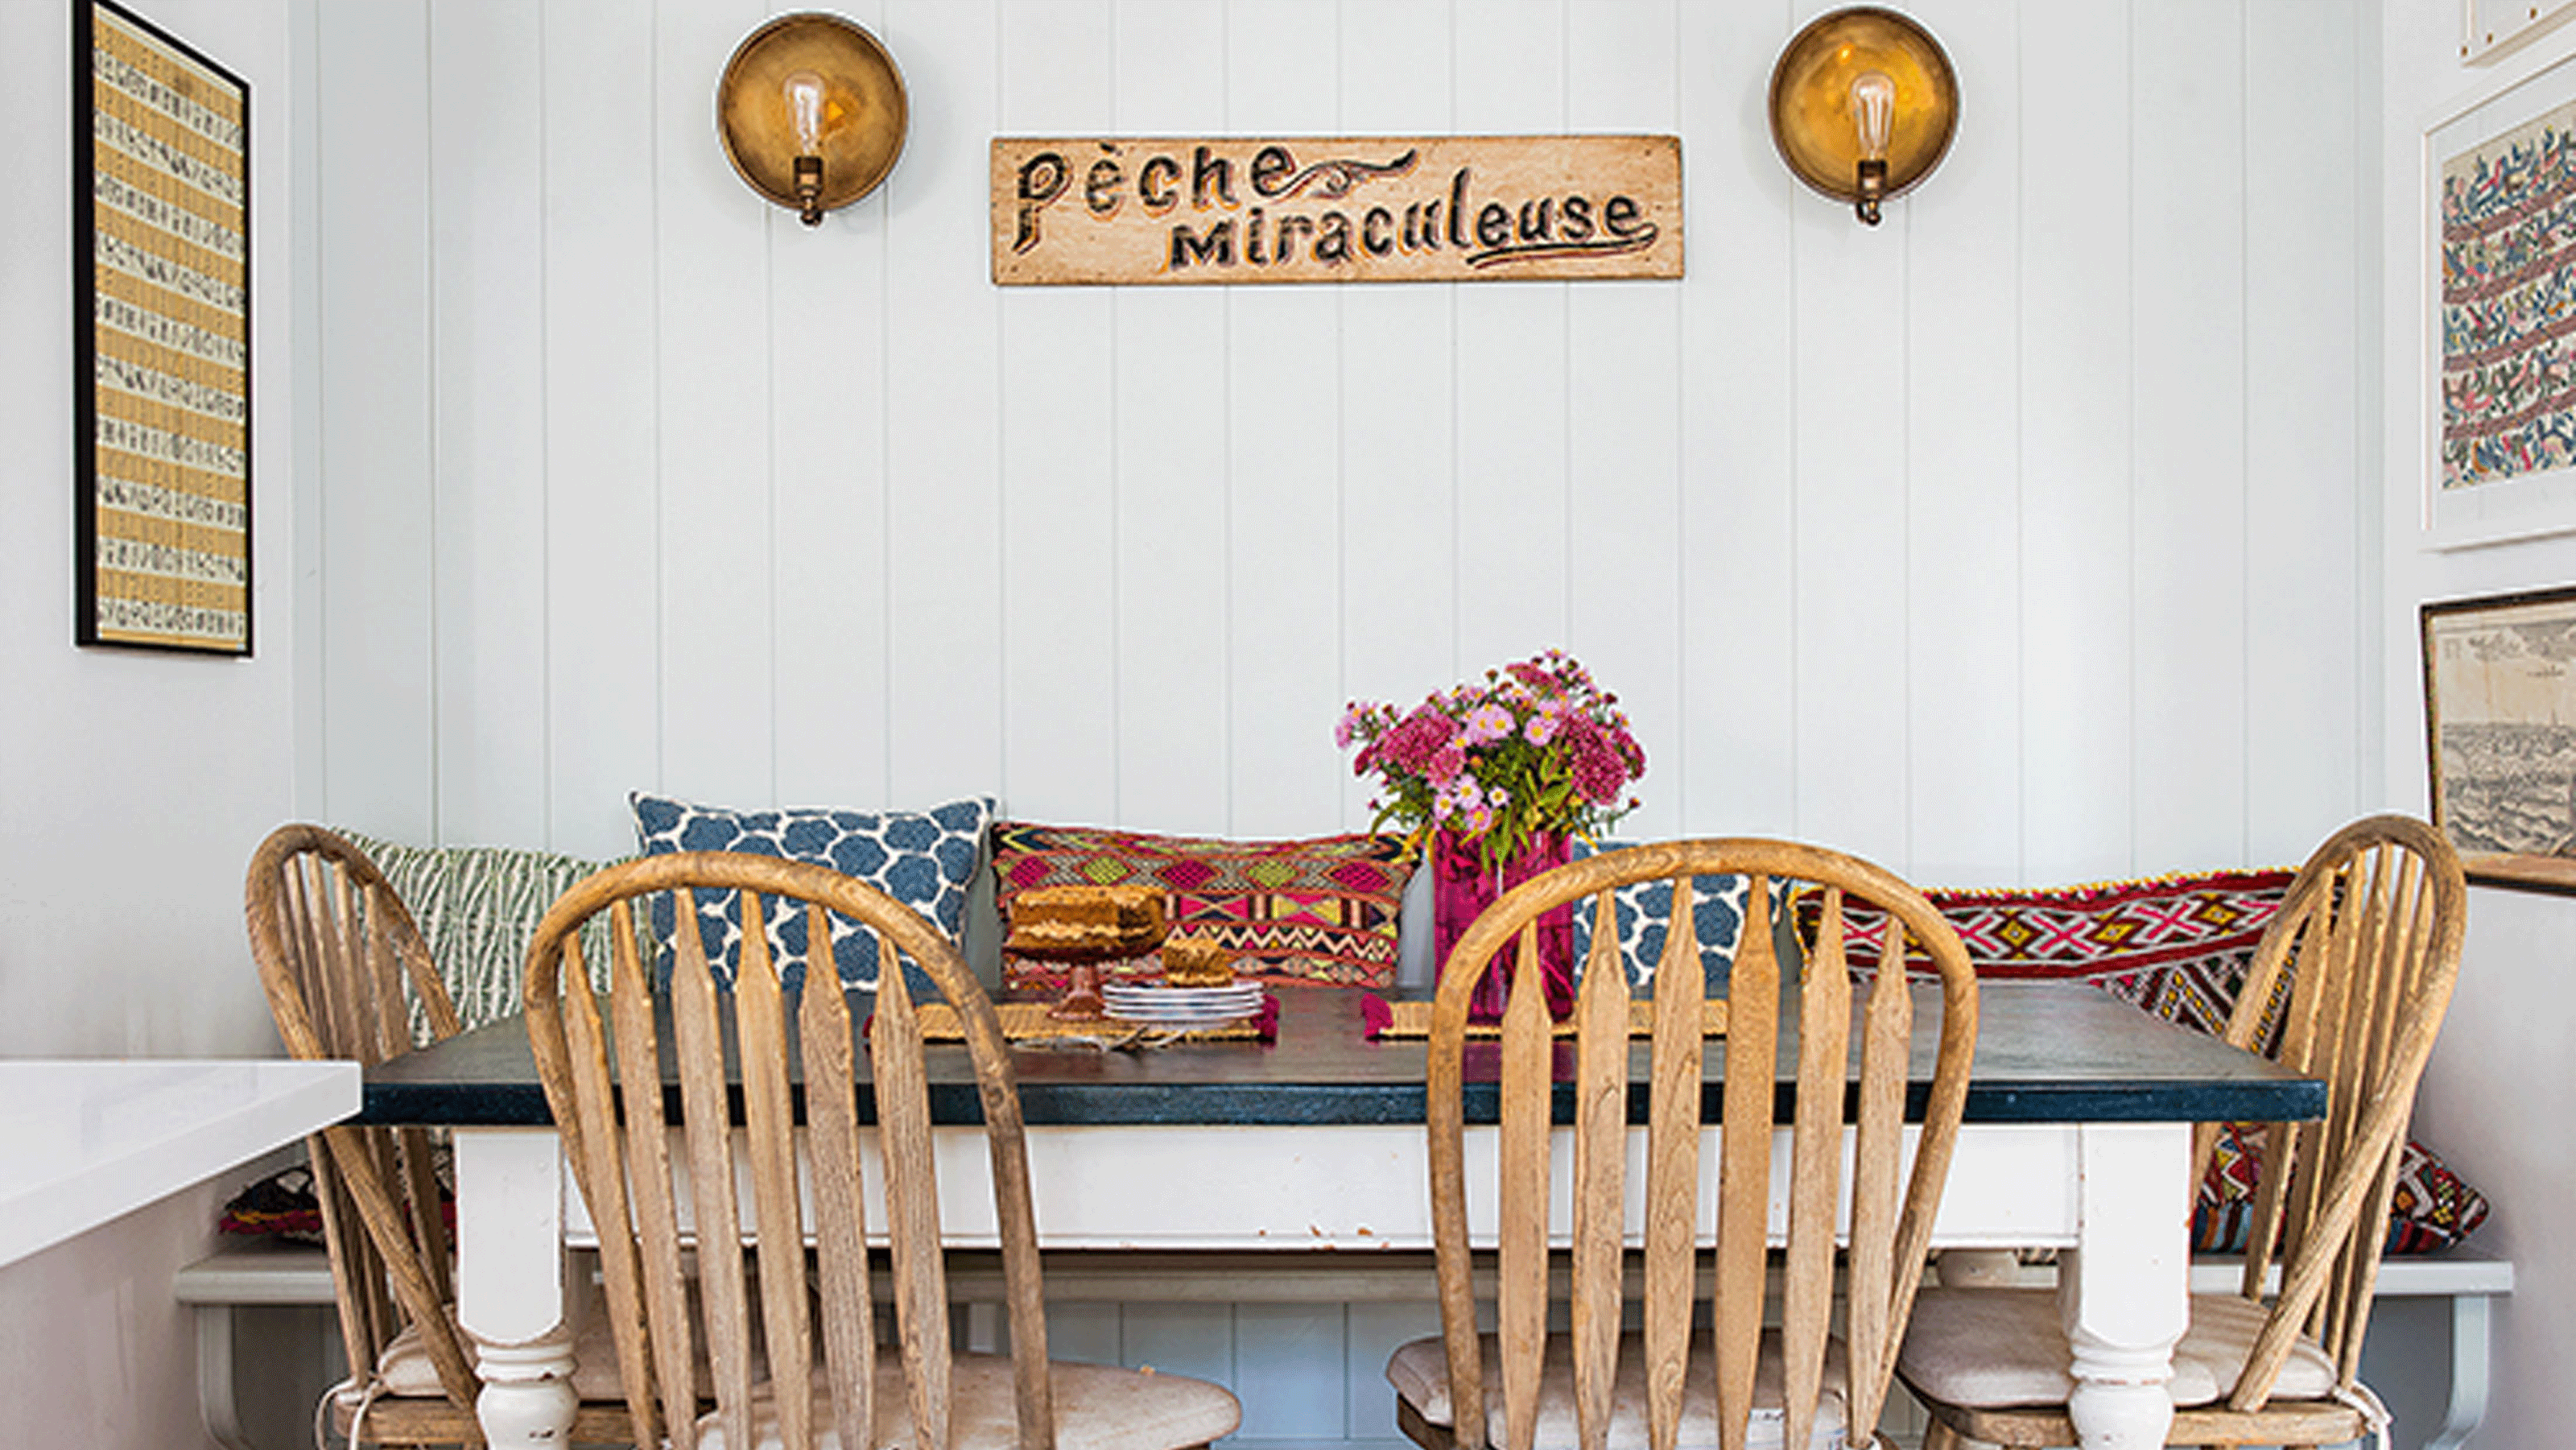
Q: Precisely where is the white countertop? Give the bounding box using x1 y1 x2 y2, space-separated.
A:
0 1060 359 1270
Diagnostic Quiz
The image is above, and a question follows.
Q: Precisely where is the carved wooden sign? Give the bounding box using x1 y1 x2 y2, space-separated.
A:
991 134 1682 286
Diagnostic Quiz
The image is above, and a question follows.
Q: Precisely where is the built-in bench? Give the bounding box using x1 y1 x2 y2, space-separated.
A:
175 1243 2514 1450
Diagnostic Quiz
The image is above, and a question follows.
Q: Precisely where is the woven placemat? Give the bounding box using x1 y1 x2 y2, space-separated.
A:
918 999 1271 1047
1365 998 1727 1040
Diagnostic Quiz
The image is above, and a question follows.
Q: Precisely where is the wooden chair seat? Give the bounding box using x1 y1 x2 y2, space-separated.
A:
1386 1329 1852 1450
1898 1287 2342 1409
696 1354 1245 1450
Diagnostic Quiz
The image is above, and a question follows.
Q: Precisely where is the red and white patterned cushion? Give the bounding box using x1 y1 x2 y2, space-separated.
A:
1799 869 2487 1254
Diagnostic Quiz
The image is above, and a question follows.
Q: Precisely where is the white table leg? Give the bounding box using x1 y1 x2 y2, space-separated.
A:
455 1128 579 1448
2059 1122 2190 1450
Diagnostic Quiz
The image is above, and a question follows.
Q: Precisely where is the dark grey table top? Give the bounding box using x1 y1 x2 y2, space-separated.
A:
358 980 2324 1130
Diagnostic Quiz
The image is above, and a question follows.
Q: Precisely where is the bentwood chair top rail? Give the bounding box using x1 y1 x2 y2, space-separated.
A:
360 979 2324 1130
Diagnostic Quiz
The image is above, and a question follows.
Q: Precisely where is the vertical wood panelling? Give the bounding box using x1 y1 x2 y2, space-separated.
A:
1790 196 1909 861
2017 1 2135 883
315 0 2372 901
883 0 1005 806
539 0 660 858
1902 0 2022 883
316 0 436 838
1675 0 1798 839
1453 1 1572 671
774 1 897 813
654 0 776 804
1336 0 1457 829
2130 0 2249 874
1109 0 1230 836
2244 0 2363 865
1117 1302 1234 1390
1567 1 1683 841
1233 1303 1349 1440
1225 2 1347 837
998 2 1120 826
428 0 547 847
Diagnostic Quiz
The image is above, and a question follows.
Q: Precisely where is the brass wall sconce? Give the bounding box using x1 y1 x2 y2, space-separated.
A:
1767 6 1957 226
716 12 907 225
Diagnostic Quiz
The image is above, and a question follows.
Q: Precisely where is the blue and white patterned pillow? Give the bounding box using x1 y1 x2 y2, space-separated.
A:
629 792 993 995
1567 839 1753 994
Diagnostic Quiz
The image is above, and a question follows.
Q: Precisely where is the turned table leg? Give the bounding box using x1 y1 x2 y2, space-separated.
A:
456 1129 580 1449
2060 1123 2190 1450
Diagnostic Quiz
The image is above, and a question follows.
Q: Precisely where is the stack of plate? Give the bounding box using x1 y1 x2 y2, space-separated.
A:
1100 980 1265 1032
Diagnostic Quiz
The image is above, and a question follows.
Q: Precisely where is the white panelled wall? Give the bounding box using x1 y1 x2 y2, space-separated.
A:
295 2 2409 1448
301 0 2375 877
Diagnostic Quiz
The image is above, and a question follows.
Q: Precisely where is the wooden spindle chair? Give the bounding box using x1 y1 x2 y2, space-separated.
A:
1898 814 2468 1450
522 851 1242 1450
1388 839 1981 1450
244 823 637 1445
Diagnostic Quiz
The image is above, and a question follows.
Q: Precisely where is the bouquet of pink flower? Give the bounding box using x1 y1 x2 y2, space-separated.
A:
1336 649 1645 875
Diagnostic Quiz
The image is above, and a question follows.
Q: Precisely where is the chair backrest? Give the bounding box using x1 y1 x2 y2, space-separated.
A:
2205 814 2467 1412
522 851 1052 1450
1426 838 1979 1450
242 823 477 1409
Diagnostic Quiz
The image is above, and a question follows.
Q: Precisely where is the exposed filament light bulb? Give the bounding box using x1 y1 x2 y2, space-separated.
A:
1848 68 1895 225
783 68 829 225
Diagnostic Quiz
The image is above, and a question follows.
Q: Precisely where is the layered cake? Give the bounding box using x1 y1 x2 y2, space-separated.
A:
1158 934 1235 987
1006 884 1166 958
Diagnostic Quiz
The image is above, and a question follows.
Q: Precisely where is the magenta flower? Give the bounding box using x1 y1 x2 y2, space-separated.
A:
1334 650 1645 871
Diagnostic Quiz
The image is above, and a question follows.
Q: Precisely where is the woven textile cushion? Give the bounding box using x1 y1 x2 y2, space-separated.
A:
336 829 621 1032
630 793 992 996
1565 837 1752 994
991 821 1409 992
1804 869 2489 1255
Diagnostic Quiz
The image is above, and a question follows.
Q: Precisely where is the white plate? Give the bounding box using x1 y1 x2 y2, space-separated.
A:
1103 985 1262 1010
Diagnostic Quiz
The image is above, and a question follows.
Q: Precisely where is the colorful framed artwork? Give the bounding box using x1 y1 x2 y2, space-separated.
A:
72 0 252 655
2421 585 2576 894
2424 50 2576 551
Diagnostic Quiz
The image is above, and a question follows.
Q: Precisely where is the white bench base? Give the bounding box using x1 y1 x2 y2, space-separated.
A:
175 1245 2512 1450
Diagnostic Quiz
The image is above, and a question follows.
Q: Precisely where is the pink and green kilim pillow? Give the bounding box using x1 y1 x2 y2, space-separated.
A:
993 821 1410 992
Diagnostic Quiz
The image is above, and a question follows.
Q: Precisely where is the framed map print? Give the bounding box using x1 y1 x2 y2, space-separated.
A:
73 0 251 655
2422 585 2576 894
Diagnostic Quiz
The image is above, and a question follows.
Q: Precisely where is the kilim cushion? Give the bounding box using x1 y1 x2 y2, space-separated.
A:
992 821 1410 992
630 793 993 998
1566 838 1753 994
1795 869 2489 1255
336 828 625 1033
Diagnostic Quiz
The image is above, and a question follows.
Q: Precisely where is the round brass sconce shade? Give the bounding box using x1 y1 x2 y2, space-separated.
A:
1768 6 1957 225
716 12 906 224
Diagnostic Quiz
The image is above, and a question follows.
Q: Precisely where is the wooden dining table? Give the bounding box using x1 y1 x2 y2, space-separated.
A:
359 980 2322 1450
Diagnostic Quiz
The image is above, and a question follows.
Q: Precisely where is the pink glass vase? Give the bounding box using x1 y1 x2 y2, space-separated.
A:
1431 828 1575 1022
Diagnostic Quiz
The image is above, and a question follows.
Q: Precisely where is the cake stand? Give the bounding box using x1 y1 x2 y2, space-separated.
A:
1019 931 1166 1021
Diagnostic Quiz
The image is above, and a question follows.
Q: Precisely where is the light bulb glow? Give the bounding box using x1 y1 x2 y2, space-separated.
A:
784 69 828 155
1850 70 1896 162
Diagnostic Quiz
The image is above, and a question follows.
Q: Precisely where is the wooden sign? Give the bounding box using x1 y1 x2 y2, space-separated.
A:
992 134 1682 287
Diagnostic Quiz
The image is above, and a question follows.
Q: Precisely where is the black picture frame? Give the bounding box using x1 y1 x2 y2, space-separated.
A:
72 0 253 655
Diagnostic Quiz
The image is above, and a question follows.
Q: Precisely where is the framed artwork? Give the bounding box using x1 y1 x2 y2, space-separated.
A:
72 0 252 655
2421 585 2576 894
2423 49 2576 551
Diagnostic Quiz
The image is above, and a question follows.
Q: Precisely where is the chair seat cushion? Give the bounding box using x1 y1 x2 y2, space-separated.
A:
694 1353 1242 1450
1897 1287 2341 1409
1384 1330 1849 1450
376 1279 625 1401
